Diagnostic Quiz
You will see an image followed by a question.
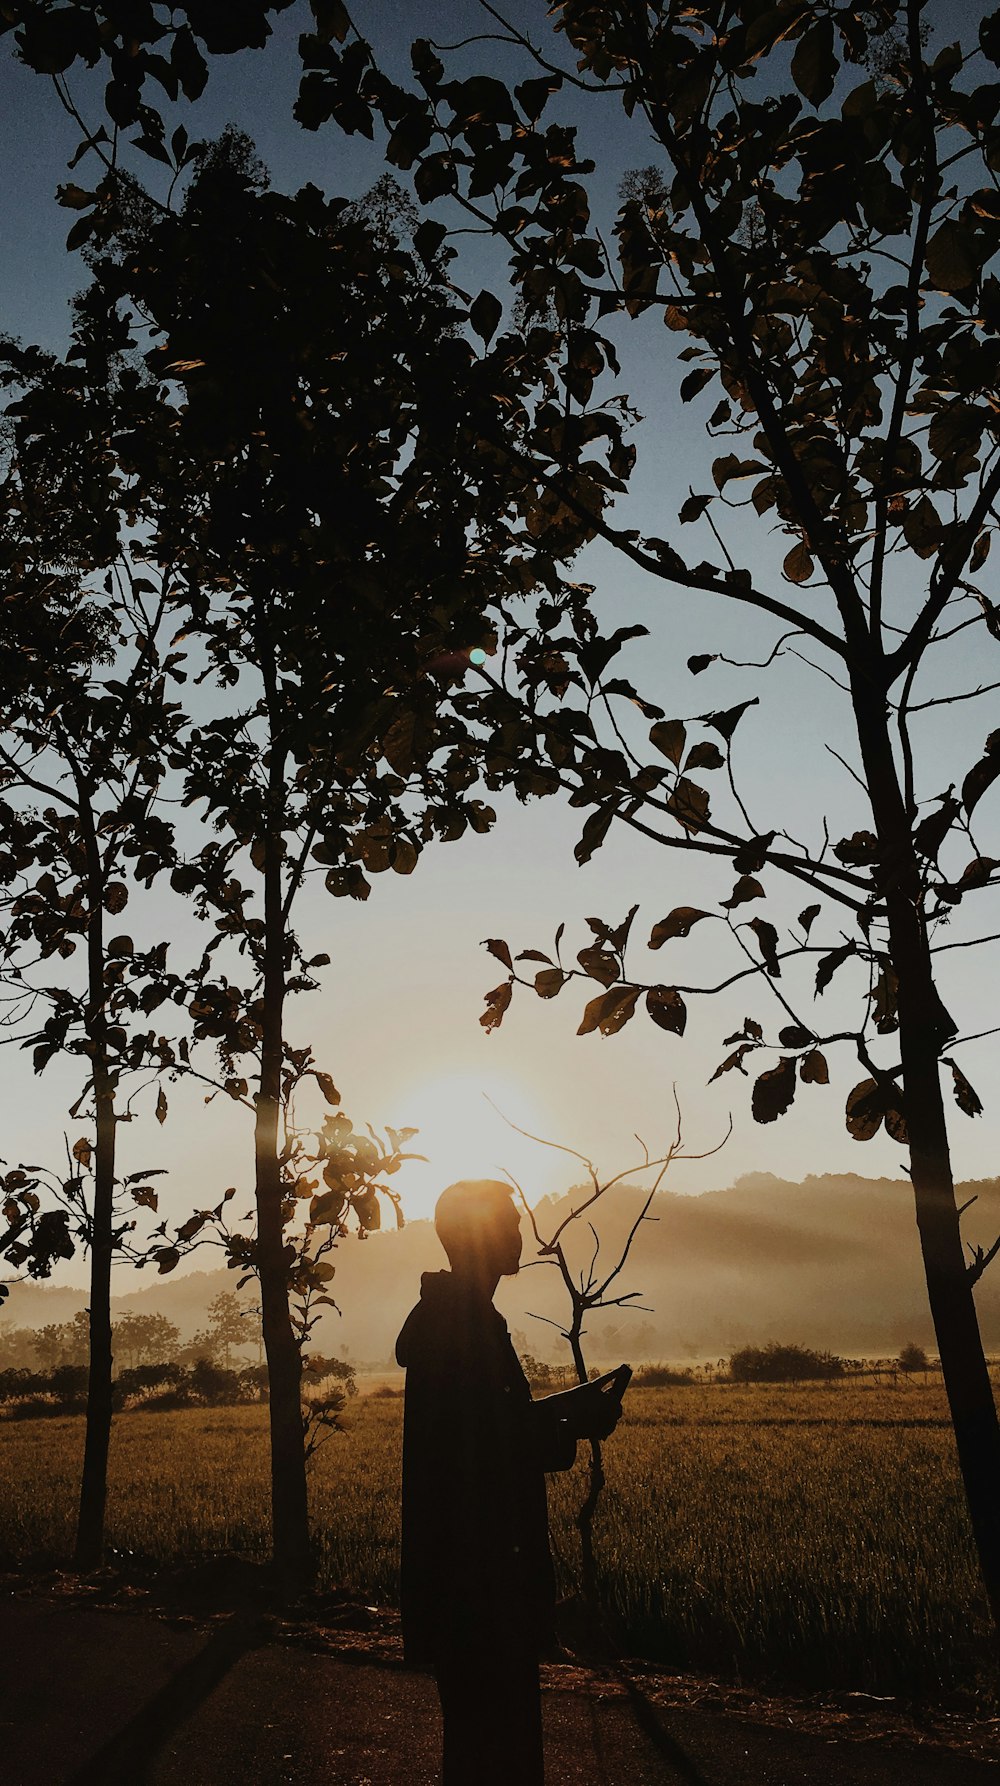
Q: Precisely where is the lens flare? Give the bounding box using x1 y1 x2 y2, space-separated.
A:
469 647 487 666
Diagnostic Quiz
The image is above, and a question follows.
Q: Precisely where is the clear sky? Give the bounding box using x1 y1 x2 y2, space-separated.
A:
2 1 998 1289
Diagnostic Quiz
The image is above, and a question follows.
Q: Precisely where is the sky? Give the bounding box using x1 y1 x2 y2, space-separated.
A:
2 0 999 1289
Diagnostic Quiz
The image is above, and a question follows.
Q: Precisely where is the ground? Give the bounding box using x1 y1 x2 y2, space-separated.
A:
0 1579 996 1785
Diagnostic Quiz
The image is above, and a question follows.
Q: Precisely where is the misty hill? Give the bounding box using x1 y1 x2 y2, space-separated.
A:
4 1172 1000 1365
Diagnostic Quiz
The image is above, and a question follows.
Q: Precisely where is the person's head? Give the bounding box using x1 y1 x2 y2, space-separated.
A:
434 1179 522 1285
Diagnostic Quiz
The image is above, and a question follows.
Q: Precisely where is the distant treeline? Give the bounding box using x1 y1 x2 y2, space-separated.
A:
0 1352 357 1419
522 1343 937 1391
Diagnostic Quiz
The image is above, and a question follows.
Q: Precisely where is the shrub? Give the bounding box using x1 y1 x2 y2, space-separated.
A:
113 1363 185 1409
898 1342 930 1374
0 1368 37 1401
6 1395 62 1420
143 1386 203 1412
302 1354 357 1396
634 1363 696 1387
47 1365 89 1408
189 1360 242 1406
238 1362 269 1401
729 1343 845 1383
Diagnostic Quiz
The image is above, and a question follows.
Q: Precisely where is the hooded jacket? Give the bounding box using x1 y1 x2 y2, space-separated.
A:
395 1270 576 1666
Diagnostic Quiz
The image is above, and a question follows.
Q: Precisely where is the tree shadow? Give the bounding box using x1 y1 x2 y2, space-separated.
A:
66 1610 266 1786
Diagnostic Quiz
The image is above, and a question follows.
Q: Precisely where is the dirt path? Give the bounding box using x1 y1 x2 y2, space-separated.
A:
0 1594 996 1785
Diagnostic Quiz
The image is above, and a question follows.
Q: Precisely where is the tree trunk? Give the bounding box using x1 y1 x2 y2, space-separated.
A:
854 685 1000 1629
568 1321 603 1607
256 806 312 1602
75 806 116 1571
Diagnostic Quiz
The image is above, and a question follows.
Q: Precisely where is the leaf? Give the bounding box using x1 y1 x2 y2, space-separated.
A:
680 366 713 403
925 221 979 294
649 718 686 765
833 831 879 867
873 966 899 1034
480 981 512 1032
845 1078 886 1141
679 493 713 524
747 917 780 976
721 876 764 909
56 182 95 210
515 73 562 120
816 940 856 994
649 907 708 947
470 289 503 345
667 778 710 832
752 1056 797 1124
65 214 95 252
885 1104 909 1145
799 904 821 936
645 986 687 1035
577 986 640 1037
778 1025 813 1049
733 833 775 874
154 1247 180 1275
414 152 457 203
712 454 767 490
709 1044 753 1081
484 938 513 970
130 1187 158 1211
901 496 942 559
704 698 758 742
687 654 718 675
107 934 134 957
799 1050 829 1085
962 731 1000 815
783 542 814 584
103 882 129 914
958 856 1000 891
155 1087 168 1125
577 946 619 986
534 968 566 998
311 1187 346 1225
791 16 837 105
72 1138 92 1169
352 1185 380 1231
314 1072 341 1107
942 1058 984 1118
575 806 614 865
683 741 724 772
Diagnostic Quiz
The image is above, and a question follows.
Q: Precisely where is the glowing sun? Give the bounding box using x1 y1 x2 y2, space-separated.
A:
391 1071 561 1223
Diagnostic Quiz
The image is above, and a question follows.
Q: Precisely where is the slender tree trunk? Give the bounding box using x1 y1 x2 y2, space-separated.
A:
568 1318 603 1606
256 798 312 1602
75 803 116 1571
854 685 1000 1629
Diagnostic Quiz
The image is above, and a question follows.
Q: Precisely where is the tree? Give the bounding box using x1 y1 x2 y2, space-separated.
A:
898 1340 931 1375
204 1292 252 1370
32 1310 90 1370
73 133 619 1599
0 319 196 1568
112 1310 180 1369
304 1 1000 1627
506 1099 724 1612
729 1343 845 1384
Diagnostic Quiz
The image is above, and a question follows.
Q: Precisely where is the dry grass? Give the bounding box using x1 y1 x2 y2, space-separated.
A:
0 1380 990 1702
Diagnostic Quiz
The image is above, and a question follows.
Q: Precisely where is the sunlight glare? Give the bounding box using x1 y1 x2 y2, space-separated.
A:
390 1071 564 1222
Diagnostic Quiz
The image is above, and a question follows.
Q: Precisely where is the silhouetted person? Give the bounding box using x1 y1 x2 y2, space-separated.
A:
396 1178 626 1785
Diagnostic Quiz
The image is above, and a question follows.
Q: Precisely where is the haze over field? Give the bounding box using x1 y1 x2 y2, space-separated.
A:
8 1173 1000 1366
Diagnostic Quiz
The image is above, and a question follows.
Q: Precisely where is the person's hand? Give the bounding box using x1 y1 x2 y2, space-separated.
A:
548 1367 629 1442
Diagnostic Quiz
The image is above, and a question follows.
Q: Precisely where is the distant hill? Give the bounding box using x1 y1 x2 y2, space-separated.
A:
4 1172 999 1365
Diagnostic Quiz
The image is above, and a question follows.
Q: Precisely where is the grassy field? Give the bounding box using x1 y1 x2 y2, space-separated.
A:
0 1380 991 1705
